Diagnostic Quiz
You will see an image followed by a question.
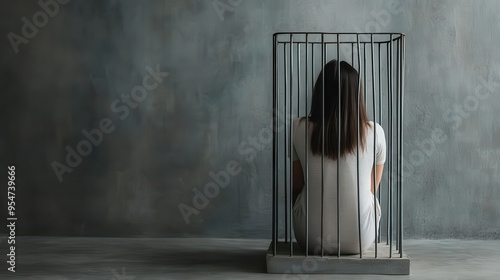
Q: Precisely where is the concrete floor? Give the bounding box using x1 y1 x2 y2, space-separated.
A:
0 237 499 279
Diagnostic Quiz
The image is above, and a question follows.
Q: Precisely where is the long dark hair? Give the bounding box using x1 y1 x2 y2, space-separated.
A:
308 60 370 160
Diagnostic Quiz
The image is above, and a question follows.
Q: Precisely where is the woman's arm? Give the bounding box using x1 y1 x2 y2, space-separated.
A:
293 160 305 204
371 164 384 194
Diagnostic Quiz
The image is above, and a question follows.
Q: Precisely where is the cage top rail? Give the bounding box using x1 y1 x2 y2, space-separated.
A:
274 32 405 44
273 32 405 35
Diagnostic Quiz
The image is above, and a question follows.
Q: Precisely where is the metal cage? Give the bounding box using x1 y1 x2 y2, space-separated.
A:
267 33 409 275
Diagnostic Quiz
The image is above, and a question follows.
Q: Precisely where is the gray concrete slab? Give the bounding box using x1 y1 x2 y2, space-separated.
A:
266 242 410 274
0 237 499 279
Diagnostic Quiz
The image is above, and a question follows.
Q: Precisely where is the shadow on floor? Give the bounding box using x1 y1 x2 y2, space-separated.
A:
134 248 268 274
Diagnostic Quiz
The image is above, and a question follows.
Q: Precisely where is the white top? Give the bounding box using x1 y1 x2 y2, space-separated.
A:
292 118 386 254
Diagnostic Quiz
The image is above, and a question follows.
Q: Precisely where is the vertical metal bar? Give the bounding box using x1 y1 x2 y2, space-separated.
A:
283 42 288 244
305 34 310 257
337 34 341 258
395 36 400 253
320 33 325 257
297 42 301 118
371 34 378 259
356 34 363 258
296 40 301 255
386 42 390 246
389 34 394 258
399 35 406 258
363 43 367 105
289 35 294 257
298 43 301 117
351 43 355 65
377 42 382 244
378 43 382 135
272 34 278 256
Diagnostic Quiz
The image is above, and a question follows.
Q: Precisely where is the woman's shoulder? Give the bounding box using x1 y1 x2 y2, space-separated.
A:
293 117 312 135
367 121 383 129
293 116 309 126
366 121 385 135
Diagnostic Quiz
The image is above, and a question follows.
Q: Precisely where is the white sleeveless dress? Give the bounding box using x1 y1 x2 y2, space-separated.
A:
292 119 386 255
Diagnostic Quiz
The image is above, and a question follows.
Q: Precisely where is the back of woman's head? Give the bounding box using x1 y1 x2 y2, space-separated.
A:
309 60 370 159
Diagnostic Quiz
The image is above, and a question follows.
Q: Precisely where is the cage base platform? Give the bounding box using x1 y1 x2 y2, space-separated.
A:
266 241 410 275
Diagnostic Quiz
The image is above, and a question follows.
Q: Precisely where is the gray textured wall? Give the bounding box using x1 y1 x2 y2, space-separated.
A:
1 0 499 239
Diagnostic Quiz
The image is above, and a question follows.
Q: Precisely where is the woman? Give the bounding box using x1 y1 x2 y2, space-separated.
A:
292 60 386 255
